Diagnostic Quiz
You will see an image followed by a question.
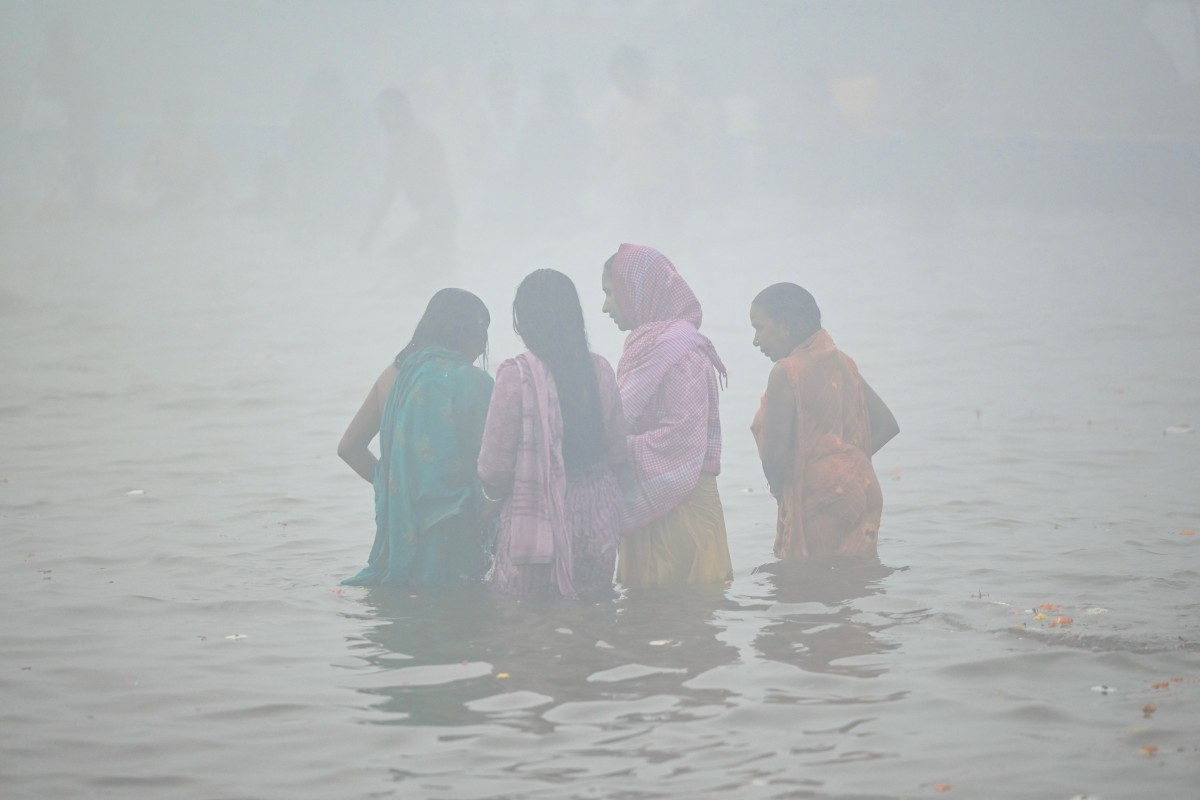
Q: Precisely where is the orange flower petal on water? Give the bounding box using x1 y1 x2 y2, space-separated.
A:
1037 603 1061 611
1171 677 1183 683
1033 613 1047 621
934 784 952 793
1178 529 1195 536
1139 744 1159 758
1142 703 1157 716
1049 616 1073 627
1151 681 1170 689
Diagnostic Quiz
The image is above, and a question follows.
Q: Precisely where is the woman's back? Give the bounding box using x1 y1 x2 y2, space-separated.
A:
785 343 871 456
339 287 494 587
479 267 626 600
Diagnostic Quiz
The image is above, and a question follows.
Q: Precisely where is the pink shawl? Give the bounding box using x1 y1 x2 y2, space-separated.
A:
477 353 575 597
609 244 727 528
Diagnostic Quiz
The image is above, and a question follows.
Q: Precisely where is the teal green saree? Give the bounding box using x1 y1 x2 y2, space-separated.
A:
343 346 494 586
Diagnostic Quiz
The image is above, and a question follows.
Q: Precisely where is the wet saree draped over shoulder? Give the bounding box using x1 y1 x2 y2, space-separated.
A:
751 330 883 561
609 243 727 530
609 243 732 586
343 346 494 586
478 352 625 600
477 353 573 596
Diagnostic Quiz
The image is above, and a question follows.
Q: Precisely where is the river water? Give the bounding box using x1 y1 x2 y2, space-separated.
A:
2 203 1197 799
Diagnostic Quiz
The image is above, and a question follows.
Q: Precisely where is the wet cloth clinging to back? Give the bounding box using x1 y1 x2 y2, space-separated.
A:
750 330 883 560
478 352 625 599
343 346 493 586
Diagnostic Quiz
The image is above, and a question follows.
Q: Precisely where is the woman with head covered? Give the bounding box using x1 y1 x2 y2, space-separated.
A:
601 244 732 586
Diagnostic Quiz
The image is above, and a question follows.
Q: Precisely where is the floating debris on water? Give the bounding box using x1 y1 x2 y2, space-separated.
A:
225 634 248 640
1091 685 1116 694
1162 423 1193 436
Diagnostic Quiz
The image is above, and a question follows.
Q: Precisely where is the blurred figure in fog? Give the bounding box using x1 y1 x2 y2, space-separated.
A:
513 70 591 227
23 18 105 219
287 67 371 236
469 60 527 224
135 94 225 213
595 46 690 239
672 58 734 214
359 87 458 270
890 60 966 217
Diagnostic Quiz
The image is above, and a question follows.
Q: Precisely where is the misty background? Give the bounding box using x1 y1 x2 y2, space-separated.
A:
2 0 1198 235
2 3 1199 798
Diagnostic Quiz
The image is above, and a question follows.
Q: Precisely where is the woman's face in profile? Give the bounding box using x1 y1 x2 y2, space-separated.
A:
601 270 629 331
750 304 791 362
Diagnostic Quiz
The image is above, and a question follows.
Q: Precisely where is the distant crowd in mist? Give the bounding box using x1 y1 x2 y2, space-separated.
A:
4 2 1199 236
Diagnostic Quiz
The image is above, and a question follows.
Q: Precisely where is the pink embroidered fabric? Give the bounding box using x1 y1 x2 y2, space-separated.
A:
609 243 727 530
478 352 625 599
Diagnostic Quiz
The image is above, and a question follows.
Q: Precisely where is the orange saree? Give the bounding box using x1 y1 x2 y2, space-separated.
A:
751 330 883 561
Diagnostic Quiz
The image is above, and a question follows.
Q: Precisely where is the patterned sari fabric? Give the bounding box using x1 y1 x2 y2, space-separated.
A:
751 330 883 561
478 353 625 600
608 244 731 585
343 346 494 586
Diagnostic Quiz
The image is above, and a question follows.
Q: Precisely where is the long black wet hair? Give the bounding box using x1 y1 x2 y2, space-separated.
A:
395 288 490 368
753 282 822 341
513 269 606 471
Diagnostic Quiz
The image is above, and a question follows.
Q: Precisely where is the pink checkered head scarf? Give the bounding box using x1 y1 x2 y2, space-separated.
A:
608 243 703 330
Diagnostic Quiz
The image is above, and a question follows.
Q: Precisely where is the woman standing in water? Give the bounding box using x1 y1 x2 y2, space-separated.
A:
749 283 898 561
338 289 494 586
478 269 626 600
602 244 732 586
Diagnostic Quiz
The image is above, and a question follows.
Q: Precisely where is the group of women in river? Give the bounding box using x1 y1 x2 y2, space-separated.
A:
337 244 899 599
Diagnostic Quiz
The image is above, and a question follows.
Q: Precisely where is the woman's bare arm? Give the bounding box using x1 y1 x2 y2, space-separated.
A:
759 365 796 497
338 365 394 483
863 380 898 456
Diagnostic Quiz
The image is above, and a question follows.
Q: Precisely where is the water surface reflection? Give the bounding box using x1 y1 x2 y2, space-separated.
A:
750 560 900 680
350 583 741 730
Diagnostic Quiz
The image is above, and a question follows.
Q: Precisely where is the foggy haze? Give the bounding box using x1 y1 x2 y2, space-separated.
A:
2 2 1199 799
2 0 1198 231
